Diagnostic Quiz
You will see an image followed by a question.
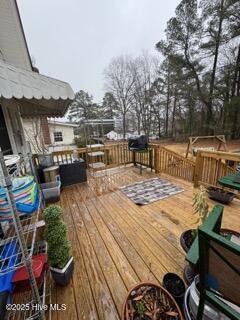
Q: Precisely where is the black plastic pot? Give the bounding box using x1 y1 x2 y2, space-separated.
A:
183 264 198 286
207 187 235 204
180 229 194 253
50 257 74 286
163 273 186 308
180 227 240 255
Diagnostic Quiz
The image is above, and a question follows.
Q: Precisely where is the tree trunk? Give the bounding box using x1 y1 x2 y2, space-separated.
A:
231 45 240 138
165 69 170 137
231 45 240 97
171 92 177 138
158 119 161 138
137 114 141 135
123 113 126 140
207 0 225 135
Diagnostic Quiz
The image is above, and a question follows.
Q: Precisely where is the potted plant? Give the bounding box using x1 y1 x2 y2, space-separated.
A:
180 186 209 253
163 273 185 308
43 205 74 286
180 186 240 253
122 282 183 320
180 186 240 285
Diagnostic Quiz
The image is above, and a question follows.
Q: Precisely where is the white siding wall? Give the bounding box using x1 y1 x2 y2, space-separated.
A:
49 123 75 146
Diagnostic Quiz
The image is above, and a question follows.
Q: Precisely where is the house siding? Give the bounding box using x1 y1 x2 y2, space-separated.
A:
0 0 32 70
49 123 76 146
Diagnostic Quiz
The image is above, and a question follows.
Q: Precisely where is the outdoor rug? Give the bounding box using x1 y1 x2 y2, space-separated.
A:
120 177 184 205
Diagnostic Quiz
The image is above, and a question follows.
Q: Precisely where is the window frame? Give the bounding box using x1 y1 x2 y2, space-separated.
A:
53 131 63 142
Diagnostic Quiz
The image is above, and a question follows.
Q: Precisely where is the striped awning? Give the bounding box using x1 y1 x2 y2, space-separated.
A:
0 59 74 117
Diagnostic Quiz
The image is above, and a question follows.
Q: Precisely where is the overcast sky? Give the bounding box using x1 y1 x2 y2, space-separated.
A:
18 0 180 104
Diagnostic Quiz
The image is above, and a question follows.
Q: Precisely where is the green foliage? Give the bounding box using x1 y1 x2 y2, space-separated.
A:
74 137 86 148
193 186 209 225
43 205 62 225
136 301 146 318
74 137 95 148
43 205 71 269
192 186 209 239
68 90 99 123
44 223 67 246
102 92 119 119
47 242 71 270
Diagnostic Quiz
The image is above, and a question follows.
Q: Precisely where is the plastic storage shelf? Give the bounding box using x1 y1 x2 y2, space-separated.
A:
6 268 51 320
0 198 41 274
0 148 50 320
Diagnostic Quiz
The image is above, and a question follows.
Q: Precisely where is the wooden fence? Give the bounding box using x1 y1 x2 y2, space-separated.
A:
33 143 240 189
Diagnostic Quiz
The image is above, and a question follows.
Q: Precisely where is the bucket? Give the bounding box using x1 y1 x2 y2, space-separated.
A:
43 166 60 183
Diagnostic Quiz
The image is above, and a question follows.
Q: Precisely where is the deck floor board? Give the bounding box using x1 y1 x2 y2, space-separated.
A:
51 167 240 320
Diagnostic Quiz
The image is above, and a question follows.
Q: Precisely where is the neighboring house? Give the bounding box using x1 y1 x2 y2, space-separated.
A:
0 0 74 156
23 118 78 152
106 131 123 141
48 120 78 147
107 130 146 141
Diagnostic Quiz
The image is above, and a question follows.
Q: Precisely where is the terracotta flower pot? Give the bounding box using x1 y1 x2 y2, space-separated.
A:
122 282 183 320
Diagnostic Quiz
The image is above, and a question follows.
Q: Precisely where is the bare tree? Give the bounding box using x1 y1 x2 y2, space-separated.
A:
104 55 136 139
24 118 48 154
132 52 159 138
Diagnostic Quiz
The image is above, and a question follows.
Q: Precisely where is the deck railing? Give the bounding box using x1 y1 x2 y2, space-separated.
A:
193 150 240 188
33 143 133 168
151 144 195 182
33 144 240 189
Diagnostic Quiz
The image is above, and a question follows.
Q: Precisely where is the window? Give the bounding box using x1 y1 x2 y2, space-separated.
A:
54 131 63 142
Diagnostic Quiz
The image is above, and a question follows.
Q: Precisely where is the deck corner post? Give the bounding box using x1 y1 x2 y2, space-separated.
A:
194 151 204 188
153 145 160 174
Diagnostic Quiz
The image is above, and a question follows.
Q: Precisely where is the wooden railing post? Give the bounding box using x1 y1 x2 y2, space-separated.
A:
194 151 204 188
132 150 136 166
154 146 160 173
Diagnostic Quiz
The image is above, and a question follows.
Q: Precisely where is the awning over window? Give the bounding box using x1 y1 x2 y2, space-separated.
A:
0 59 74 117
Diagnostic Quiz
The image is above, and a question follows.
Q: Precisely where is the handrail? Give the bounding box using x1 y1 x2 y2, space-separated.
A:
150 144 195 164
197 150 240 162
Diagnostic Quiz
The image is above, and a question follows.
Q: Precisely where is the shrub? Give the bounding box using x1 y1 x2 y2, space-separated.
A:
43 205 71 269
43 205 62 225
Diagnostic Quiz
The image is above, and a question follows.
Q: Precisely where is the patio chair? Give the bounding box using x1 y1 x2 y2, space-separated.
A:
186 204 223 267
197 226 240 319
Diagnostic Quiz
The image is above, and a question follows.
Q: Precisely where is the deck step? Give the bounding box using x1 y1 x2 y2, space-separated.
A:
88 151 105 157
89 162 106 169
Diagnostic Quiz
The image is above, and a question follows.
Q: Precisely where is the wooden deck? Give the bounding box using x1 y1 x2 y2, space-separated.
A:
51 167 240 320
